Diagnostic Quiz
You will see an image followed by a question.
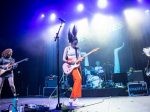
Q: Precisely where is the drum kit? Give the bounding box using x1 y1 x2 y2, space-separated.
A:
63 63 114 89
84 66 105 89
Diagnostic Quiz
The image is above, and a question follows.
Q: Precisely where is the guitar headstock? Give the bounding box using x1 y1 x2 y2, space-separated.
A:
92 48 100 52
24 58 29 61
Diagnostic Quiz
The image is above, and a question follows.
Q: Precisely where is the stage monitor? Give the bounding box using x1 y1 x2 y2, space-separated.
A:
128 70 144 82
112 73 128 86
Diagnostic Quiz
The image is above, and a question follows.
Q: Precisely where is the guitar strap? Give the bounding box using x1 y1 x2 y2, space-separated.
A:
75 48 82 73
75 48 78 59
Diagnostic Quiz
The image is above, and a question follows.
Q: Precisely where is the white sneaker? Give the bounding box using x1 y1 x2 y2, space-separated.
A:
68 98 74 106
73 99 84 107
69 98 73 103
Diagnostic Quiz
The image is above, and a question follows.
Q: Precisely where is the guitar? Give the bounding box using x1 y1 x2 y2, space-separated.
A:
62 48 100 75
0 58 28 76
143 47 150 76
145 60 150 76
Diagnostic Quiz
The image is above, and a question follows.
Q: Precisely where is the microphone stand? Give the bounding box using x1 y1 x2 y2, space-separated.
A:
54 21 64 110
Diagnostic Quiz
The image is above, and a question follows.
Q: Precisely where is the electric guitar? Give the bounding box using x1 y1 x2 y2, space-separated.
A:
145 60 150 76
62 48 100 75
143 47 150 76
0 58 28 76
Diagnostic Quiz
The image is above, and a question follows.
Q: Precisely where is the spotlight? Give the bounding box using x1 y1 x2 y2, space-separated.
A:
77 3 84 12
97 0 108 9
109 16 114 20
50 13 56 21
145 9 150 15
137 0 143 3
123 8 143 31
123 9 142 21
41 14 45 18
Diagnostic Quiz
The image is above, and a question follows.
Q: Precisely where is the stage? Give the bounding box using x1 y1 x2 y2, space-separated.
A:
1 1 150 112
0 96 150 112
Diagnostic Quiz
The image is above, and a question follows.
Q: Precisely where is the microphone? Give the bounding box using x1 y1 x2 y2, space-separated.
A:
58 18 66 23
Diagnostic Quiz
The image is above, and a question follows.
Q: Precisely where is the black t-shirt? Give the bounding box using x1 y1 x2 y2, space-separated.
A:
0 57 15 76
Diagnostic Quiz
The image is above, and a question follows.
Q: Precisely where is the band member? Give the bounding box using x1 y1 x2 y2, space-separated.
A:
63 25 83 106
0 48 17 98
95 61 104 77
143 47 150 76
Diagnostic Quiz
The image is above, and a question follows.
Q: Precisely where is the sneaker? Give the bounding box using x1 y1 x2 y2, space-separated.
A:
69 98 84 107
72 99 84 107
72 101 84 107
68 98 73 106
69 98 73 103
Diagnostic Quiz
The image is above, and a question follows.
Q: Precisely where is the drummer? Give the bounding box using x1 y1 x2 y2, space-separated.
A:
95 61 104 78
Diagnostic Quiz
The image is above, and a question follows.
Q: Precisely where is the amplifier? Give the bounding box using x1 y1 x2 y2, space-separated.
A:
128 70 144 82
45 76 57 87
127 81 148 96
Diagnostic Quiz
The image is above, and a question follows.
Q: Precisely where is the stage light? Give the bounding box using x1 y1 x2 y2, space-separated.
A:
137 0 143 3
97 0 108 9
77 3 84 12
91 13 109 39
91 13 109 35
109 16 114 20
123 9 144 38
145 9 150 15
91 13 121 43
50 13 56 21
123 9 143 24
41 14 45 18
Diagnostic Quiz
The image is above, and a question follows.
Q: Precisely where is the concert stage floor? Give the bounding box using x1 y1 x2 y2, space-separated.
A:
0 96 150 112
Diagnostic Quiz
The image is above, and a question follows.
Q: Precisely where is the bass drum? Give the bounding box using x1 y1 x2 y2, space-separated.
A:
86 75 103 88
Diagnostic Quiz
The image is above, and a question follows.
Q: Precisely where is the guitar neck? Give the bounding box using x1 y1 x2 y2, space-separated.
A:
82 51 95 58
76 49 98 62
14 58 28 65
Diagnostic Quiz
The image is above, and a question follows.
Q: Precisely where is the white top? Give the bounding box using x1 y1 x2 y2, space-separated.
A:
63 46 81 61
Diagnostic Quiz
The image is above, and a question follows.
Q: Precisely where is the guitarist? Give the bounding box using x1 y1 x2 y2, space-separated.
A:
63 25 83 106
0 48 17 98
143 47 150 76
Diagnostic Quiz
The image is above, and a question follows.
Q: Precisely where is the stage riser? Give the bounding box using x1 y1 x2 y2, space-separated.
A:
43 87 128 97
82 88 128 97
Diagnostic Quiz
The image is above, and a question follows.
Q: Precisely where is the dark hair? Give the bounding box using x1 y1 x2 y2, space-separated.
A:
68 25 78 43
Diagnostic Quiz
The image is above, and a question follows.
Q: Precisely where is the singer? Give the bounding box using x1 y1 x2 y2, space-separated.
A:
63 25 83 106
